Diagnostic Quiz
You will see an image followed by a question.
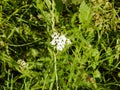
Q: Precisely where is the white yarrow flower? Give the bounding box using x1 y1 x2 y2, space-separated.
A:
50 32 71 51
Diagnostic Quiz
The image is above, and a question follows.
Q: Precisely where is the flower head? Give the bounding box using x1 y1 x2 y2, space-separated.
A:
17 59 28 71
50 32 71 51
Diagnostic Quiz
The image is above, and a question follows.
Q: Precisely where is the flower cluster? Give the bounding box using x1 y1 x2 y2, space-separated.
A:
17 59 28 71
50 32 71 51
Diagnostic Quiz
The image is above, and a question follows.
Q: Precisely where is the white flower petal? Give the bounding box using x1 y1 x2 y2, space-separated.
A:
56 45 63 51
50 40 56 45
59 35 67 42
51 32 59 39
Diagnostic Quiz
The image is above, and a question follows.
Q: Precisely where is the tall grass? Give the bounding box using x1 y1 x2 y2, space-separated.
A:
0 0 120 90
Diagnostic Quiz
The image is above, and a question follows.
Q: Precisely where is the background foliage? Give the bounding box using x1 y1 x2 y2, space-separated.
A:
0 0 120 90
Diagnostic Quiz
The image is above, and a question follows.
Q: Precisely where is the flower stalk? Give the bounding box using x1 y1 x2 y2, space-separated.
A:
51 0 59 89
54 52 59 90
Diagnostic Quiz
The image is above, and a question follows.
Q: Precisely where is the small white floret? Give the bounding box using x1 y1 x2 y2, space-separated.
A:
51 32 59 39
66 39 71 44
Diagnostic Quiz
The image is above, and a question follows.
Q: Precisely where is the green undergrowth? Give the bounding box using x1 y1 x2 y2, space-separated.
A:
0 0 120 90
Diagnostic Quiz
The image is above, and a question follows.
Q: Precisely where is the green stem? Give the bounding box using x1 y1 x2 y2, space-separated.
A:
51 0 58 89
54 52 58 90
51 0 55 32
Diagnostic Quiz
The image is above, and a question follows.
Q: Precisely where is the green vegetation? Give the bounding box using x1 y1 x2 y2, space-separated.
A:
0 0 120 90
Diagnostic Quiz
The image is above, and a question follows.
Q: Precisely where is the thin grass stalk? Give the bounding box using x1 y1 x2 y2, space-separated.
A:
51 0 58 89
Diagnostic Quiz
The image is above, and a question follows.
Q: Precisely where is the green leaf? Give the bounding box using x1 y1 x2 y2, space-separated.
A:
118 72 120 78
79 1 91 23
54 0 63 12
44 0 51 10
94 69 101 79
30 48 39 58
72 0 83 5
106 47 113 65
